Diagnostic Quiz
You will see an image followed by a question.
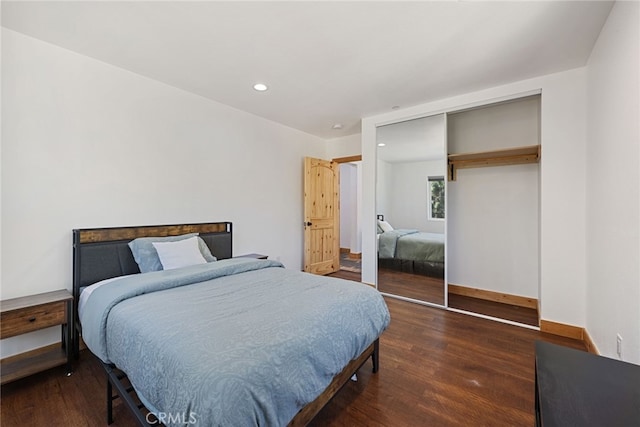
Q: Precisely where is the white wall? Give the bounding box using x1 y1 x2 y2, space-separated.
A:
376 159 390 218
447 165 539 298
330 134 362 255
339 163 356 250
326 133 361 159
585 1 640 363
381 159 445 234
363 68 587 328
447 96 541 152
1 29 327 357
0 23 3 307
375 113 446 234
354 162 363 254
447 97 540 298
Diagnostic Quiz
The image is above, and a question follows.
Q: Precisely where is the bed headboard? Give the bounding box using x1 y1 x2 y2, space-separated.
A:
73 221 232 289
72 221 232 354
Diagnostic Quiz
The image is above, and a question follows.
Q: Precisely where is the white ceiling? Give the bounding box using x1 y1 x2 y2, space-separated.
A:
1 1 614 140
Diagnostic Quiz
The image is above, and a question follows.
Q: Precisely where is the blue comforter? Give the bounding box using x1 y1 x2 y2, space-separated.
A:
379 229 444 263
80 258 390 426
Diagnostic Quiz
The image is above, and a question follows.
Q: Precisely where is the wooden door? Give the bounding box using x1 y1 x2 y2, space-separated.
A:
304 157 340 275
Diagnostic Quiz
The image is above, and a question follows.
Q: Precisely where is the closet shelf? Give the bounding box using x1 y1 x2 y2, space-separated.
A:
447 144 541 181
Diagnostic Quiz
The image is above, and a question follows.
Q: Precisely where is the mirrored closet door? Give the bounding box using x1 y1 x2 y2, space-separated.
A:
375 114 447 306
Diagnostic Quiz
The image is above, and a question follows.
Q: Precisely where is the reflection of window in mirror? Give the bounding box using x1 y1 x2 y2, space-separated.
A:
428 176 445 220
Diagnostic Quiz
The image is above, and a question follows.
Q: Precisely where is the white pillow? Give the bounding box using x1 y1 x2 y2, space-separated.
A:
152 236 207 270
378 220 394 233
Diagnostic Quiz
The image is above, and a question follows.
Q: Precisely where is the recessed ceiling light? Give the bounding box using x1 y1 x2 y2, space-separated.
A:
378 143 386 147
332 123 344 130
253 83 268 91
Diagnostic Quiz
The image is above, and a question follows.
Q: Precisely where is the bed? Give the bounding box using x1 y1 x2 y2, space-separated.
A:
377 216 445 278
72 222 390 426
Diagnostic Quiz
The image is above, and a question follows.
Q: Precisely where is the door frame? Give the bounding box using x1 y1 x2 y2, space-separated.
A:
332 155 362 164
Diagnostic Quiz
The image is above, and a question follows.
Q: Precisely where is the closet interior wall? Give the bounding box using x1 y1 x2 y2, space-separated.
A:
446 95 541 313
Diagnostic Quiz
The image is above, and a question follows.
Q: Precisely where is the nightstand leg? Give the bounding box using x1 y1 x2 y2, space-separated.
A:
65 299 73 376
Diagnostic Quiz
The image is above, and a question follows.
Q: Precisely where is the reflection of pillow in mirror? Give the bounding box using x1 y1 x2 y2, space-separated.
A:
378 220 394 232
152 236 207 270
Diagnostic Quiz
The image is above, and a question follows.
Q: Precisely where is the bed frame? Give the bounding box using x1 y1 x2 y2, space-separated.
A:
378 258 445 278
72 221 379 426
376 215 445 279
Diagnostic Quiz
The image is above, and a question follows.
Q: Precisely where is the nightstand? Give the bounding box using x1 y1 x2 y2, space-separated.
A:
235 253 268 259
1 289 73 384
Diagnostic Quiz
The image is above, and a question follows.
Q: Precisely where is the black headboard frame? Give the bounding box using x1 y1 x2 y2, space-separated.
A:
71 221 232 356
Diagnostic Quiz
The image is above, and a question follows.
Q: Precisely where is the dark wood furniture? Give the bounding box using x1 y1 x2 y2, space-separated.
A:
0 289 73 385
378 257 444 279
535 340 640 427
72 221 380 426
447 144 541 181
235 252 268 259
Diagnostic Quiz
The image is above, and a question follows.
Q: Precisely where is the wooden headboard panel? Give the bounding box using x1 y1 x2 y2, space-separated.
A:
72 221 232 354
73 222 232 288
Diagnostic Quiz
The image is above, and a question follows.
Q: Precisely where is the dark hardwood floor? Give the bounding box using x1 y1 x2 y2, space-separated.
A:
351 268 539 327
377 268 445 305
1 271 583 427
332 269 361 283
339 252 361 273
311 297 585 427
448 293 539 327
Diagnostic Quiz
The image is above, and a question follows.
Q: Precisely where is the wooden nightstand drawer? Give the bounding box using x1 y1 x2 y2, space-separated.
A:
0 289 73 384
1 301 67 339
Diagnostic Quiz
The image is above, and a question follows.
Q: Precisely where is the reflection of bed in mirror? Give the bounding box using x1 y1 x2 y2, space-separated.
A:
377 216 444 279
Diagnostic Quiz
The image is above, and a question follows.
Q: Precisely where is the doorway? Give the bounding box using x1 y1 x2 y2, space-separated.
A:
334 155 362 274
